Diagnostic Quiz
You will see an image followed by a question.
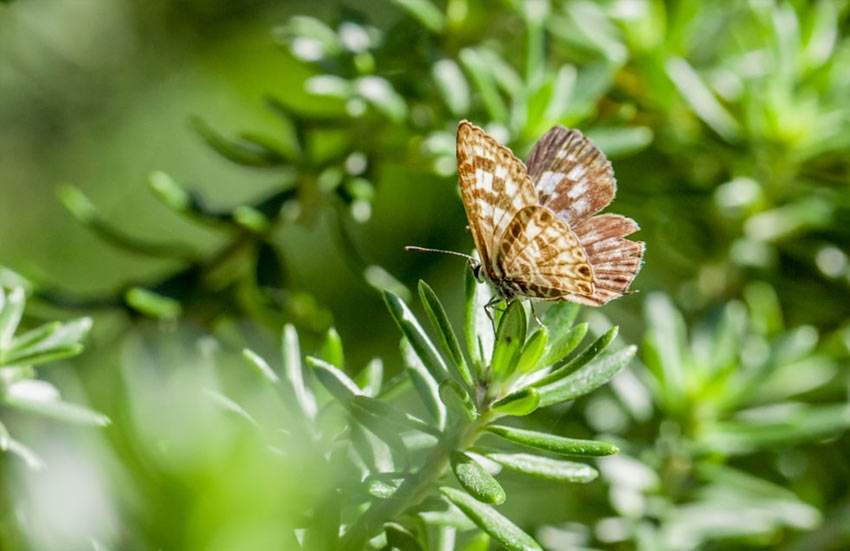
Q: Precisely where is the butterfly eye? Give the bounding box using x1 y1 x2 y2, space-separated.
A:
471 264 484 282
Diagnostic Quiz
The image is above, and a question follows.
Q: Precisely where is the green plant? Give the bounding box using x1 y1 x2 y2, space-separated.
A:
0 284 107 470
585 284 850 550
222 271 635 550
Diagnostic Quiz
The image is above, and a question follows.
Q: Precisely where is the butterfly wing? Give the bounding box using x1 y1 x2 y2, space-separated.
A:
569 214 644 305
526 126 615 227
457 121 538 271
526 126 644 304
496 206 594 299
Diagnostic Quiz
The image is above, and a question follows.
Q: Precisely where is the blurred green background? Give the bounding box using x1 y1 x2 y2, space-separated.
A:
2 0 850 549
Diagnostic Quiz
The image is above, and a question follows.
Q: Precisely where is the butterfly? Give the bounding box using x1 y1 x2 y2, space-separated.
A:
456 120 644 306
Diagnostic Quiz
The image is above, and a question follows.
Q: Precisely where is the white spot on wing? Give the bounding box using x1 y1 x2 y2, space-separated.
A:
572 197 589 216
477 169 494 192
538 171 563 196
566 165 586 181
567 180 588 199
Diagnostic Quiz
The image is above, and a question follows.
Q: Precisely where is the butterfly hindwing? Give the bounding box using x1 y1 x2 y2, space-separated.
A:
457 121 538 268
525 126 616 227
571 214 644 305
496 206 594 299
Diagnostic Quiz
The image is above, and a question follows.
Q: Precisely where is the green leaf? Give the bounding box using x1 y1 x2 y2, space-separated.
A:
440 487 542 551
542 301 579 334
355 77 408 122
490 301 526 378
514 328 547 375
365 265 410 301
355 358 383 397
487 453 598 483
491 388 540 416
439 380 477 421
192 117 286 166
242 349 280 385
8 321 61 357
418 502 476 530
5 344 84 368
385 291 450 382
539 322 587 368
6 438 45 471
486 425 618 457
350 395 441 438
535 326 617 389
349 403 407 456
125 288 182 319
0 286 25 350
459 48 509 123
643 293 687 410
233 205 269 232
400 338 446 429
585 126 654 157
282 325 317 418
367 476 403 499
319 327 344 369
451 451 506 504
432 59 471 115
390 0 445 33
9 317 92 363
385 522 425 551
419 281 473 387
204 389 259 428
306 356 360 404
0 418 9 451
536 345 637 408
148 171 191 212
4 392 109 427
464 267 489 370
666 57 741 142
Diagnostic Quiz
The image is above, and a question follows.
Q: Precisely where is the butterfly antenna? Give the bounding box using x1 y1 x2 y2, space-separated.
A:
404 246 476 261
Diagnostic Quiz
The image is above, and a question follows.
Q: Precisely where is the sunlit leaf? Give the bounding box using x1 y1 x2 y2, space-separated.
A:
536 345 636 408
450 451 506 504
307 356 360 404
491 388 540 416
439 379 477 421
490 301 526 378
419 280 473 387
487 452 598 483
282 325 317 419
440 487 542 551
385 291 450 382
400 337 446 428
391 0 445 33
486 425 618 457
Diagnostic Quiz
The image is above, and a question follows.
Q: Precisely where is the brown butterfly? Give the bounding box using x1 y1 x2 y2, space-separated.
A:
453 120 644 306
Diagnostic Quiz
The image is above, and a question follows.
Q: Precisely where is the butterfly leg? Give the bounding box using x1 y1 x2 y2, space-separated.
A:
529 301 544 328
483 294 503 331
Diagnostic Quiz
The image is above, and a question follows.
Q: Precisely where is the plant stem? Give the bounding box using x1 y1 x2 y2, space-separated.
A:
339 413 491 550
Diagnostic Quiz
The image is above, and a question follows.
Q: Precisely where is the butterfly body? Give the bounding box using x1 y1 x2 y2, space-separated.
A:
457 120 643 306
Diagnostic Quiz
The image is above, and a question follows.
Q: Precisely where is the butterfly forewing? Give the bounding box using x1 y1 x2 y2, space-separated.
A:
526 126 616 227
457 121 538 270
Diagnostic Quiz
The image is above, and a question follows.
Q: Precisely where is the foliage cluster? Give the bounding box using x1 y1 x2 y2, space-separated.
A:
2 1 850 550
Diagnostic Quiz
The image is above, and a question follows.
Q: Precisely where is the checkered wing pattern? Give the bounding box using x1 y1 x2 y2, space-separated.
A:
456 120 640 305
457 121 538 271
526 126 616 227
525 126 644 305
495 206 594 298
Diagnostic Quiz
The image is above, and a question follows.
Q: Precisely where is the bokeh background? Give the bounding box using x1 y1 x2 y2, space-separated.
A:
2 0 850 549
